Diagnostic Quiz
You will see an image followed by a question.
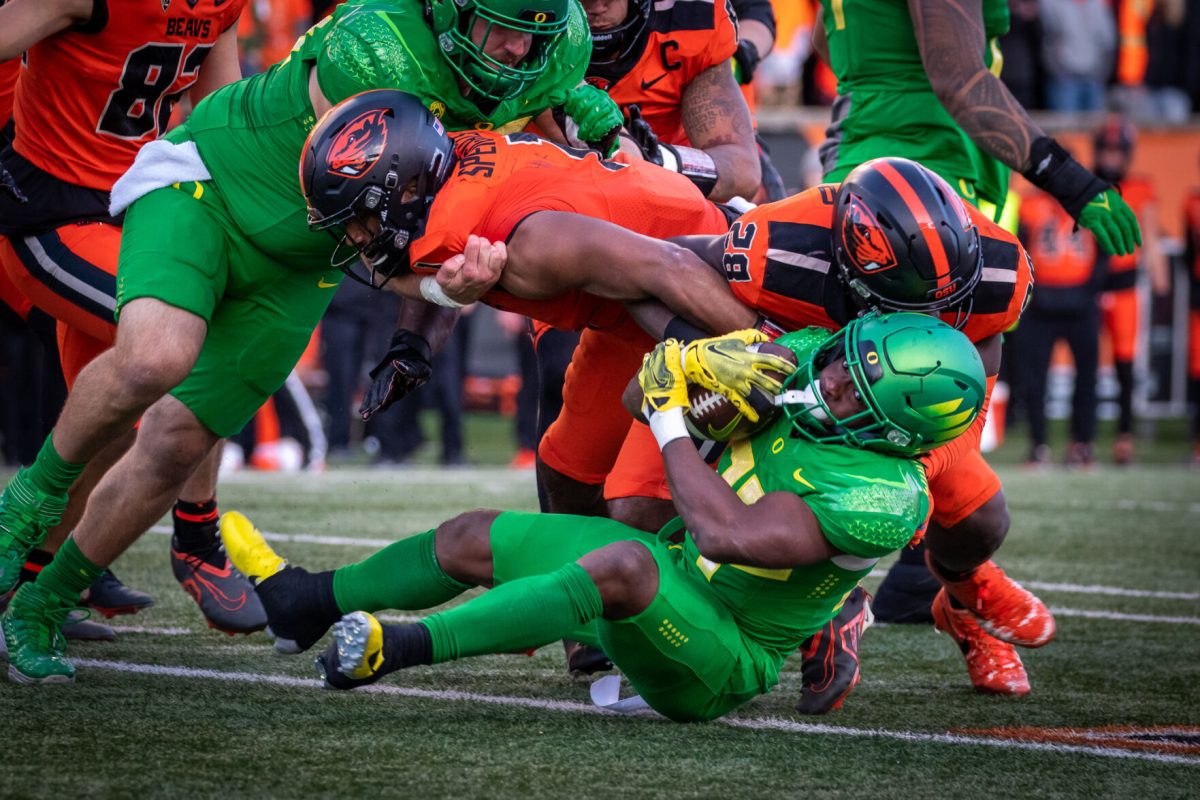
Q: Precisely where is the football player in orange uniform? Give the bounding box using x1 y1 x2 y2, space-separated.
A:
1092 116 1169 465
1184 174 1200 465
0 0 264 634
1017 184 1103 468
605 158 1051 707
303 95 754 517
576 0 760 203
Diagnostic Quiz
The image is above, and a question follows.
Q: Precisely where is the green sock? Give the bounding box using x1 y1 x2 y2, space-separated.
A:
423 562 603 663
332 530 471 613
37 535 104 603
24 434 85 496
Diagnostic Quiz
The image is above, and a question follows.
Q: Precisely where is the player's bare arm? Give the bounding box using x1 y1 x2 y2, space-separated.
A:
680 64 760 201
974 333 1003 378
624 233 747 340
188 25 243 104
908 0 1042 172
504 211 758 333
0 0 96 60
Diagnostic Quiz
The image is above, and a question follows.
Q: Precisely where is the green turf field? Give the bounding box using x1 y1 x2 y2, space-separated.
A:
2 425 1198 798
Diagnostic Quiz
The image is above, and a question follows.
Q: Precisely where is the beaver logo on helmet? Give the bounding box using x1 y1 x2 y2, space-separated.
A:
841 195 898 273
327 109 389 178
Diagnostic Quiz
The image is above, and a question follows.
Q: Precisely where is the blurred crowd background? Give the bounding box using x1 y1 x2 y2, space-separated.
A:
2 0 1199 471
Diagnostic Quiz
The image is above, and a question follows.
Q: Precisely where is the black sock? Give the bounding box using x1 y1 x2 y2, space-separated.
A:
381 623 434 673
19 547 55 586
173 498 219 551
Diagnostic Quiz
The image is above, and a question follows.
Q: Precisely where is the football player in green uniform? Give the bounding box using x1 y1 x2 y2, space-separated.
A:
816 0 1138 257
220 314 986 722
0 0 620 684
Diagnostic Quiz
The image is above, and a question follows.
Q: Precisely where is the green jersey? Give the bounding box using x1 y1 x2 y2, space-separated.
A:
678 328 930 661
180 0 590 268
819 0 1011 209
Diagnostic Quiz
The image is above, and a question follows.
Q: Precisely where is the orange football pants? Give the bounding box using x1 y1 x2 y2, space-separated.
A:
537 313 658 485
0 221 119 387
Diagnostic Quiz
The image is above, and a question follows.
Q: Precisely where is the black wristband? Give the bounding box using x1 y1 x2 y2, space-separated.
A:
664 316 708 344
1021 136 1110 221
734 40 761 84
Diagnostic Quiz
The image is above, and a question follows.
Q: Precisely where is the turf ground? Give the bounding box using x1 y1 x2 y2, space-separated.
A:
2 419 1198 798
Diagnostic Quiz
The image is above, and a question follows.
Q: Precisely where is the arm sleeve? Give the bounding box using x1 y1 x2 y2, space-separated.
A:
728 0 776 37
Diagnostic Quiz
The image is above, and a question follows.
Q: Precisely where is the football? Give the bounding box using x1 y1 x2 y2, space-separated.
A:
684 342 797 441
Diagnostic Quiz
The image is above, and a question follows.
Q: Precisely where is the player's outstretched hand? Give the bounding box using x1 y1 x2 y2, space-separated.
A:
639 340 689 418
564 84 622 158
438 235 506 306
1078 187 1142 257
358 329 433 421
682 330 797 423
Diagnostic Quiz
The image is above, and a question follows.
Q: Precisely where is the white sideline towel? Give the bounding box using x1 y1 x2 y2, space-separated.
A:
109 139 212 215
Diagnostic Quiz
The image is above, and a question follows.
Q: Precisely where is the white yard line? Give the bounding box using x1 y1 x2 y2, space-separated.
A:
73 658 1200 767
1048 607 1200 625
148 526 1200 603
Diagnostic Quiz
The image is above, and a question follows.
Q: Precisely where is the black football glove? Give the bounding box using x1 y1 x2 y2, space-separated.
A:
358 329 433 421
625 104 662 164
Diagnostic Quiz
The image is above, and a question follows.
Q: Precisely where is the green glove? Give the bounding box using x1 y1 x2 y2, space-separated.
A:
563 85 623 157
1078 187 1142 257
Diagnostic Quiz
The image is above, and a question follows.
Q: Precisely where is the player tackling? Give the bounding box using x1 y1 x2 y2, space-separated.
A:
222 314 985 722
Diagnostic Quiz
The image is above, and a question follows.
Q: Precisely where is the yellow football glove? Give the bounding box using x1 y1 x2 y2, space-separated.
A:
681 330 796 422
639 339 689 418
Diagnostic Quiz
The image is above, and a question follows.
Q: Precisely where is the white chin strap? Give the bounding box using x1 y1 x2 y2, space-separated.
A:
775 381 830 422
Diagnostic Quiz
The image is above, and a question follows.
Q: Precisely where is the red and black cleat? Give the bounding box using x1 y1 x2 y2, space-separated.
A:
82 570 155 618
171 536 267 635
795 586 874 715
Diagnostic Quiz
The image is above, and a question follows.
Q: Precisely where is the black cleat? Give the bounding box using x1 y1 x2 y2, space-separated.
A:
563 639 613 678
170 535 268 635
315 612 387 690
82 570 154 618
795 587 873 715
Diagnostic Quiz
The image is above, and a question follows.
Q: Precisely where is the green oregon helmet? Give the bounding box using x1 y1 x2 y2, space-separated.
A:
778 313 986 456
426 0 570 102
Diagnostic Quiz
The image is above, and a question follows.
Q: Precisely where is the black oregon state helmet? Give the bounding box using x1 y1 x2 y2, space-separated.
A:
301 90 455 287
589 0 652 66
1092 114 1136 183
832 157 983 328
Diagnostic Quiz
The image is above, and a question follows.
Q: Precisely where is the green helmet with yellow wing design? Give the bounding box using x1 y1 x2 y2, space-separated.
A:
778 313 986 456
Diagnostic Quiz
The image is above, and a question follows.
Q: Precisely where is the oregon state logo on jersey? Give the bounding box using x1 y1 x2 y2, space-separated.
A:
842 195 898 272
327 109 389 178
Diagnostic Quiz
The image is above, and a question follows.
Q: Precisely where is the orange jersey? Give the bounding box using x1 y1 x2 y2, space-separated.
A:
1019 192 1096 288
1107 175 1155 275
409 130 729 329
586 0 738 146
721 186 1033 344
12 0 245 191
0 58 18 128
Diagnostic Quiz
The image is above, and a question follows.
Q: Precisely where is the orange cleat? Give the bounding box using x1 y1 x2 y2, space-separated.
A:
932 589 1030 696
929 556 1055 648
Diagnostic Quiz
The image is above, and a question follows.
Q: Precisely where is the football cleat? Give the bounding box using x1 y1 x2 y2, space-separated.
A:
563 639 613 678
930 556 1055 648
316 611 387 690
0 469 68 595
171 521 267 635
220 512 336 653
1 590 115 642
82 570 155 618
1 582 77 684
932 589 1030 696
795 586 873 715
